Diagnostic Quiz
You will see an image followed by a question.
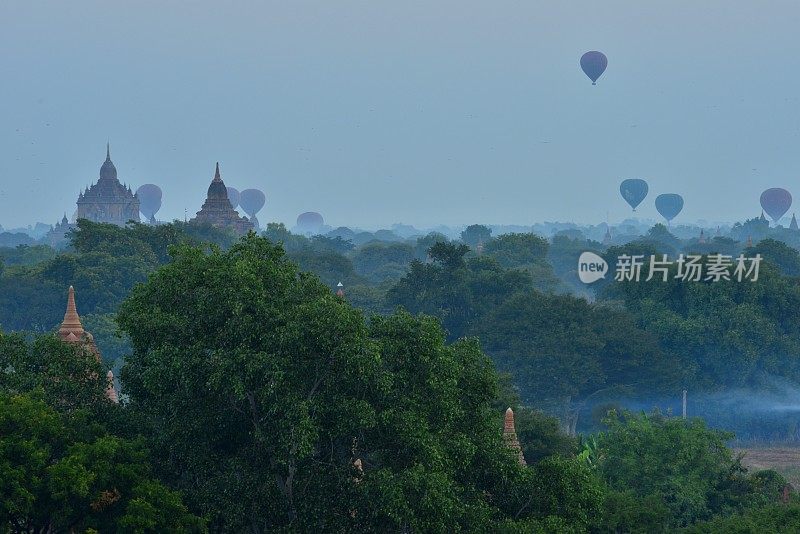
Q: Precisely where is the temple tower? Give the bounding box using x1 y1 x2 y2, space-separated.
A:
190 163 254 234
75 144 140 225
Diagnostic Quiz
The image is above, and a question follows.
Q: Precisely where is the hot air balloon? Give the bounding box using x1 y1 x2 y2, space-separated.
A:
226 186 240 210
296 212 324 235
760 188 792 223
620 179 649 211
135 184 162 223
655 194 684 224
580 51 607 85
239 189 266 229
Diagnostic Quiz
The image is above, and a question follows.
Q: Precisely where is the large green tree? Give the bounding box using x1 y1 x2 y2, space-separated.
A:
0 333 203 532
594 411 784 530
352 242 415 283
460 224 492 247
483 232 549 269
0 393 204 533
117 234 600 531
387 242 533 341
601 252 800 392
477 291 678 433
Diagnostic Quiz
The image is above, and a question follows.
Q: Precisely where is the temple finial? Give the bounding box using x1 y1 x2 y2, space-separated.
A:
106 142 111 161
59 285 84 340
214 162 221 181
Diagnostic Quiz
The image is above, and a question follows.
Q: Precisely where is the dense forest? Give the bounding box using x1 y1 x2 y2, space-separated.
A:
3 219 800 530
5 218 800 439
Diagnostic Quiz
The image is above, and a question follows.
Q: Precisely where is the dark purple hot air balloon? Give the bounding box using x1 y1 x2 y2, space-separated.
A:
296 212 324 234
580 51 608 85
620 179 649 211
760 188 792 222
655 194 684 223
135 184 162 222
239 189 266 229
226 186 240 209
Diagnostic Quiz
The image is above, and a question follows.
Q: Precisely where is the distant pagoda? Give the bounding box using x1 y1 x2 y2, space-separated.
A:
191 162 254 234
76 144 140 226
44 213 75 247
602 226 613 245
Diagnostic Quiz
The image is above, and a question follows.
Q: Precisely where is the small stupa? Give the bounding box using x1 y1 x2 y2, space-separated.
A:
503 408 526 466
105 370 119 404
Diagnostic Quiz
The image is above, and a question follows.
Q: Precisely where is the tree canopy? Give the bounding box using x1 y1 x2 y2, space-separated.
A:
117 234 601 531
0 332 203 532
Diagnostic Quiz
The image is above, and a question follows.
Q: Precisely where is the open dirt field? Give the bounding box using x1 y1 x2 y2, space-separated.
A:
737 448 800 487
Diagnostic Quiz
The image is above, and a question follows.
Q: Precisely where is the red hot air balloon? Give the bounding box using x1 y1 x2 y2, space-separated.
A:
580 51 608 85
760 188 792 223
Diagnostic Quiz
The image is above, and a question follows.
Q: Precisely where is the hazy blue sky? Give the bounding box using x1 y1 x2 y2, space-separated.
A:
2 1 800 229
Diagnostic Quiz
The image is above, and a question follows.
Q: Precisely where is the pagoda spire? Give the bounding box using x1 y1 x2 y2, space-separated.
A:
503 408 526 466
791 213 798 231
58 286 85 340
106 142 111 161
214 162 221 181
